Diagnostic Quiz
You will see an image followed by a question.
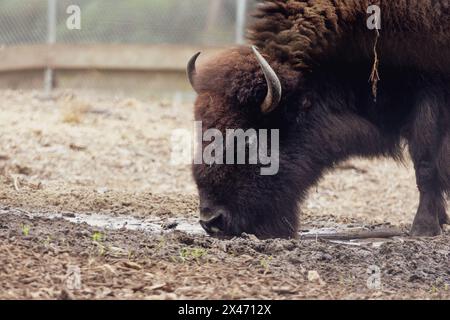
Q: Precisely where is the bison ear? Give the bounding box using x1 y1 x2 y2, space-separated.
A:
252 46 282 114
187 52 201 93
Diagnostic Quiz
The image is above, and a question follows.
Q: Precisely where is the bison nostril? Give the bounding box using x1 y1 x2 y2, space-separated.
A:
199 211 224 234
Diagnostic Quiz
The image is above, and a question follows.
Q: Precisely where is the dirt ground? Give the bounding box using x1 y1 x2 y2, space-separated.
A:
0 90 449 300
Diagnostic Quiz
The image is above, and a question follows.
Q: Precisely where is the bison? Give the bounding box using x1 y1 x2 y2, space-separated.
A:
187 0 450 239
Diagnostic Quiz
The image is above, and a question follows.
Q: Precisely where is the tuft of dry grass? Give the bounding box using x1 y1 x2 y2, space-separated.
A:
119 98 141 108
60 95 91 124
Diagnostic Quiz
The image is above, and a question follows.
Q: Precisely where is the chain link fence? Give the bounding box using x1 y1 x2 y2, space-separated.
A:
0 0 257 46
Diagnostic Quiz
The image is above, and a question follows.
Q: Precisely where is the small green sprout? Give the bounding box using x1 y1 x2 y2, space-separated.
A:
430 285 439 294
92 231 104 242
179 247 208 264
260 256 273 273
21 224 31 236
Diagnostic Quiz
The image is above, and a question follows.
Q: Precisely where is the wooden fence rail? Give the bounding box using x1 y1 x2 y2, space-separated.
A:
0 44 222 72
0 44 223 96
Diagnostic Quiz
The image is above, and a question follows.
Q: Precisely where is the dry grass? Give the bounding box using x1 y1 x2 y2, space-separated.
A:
60 94 91 124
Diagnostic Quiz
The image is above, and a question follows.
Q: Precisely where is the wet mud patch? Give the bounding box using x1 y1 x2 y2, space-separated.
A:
1 206 406 245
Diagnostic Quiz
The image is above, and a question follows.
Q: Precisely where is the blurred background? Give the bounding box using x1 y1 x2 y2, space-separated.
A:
0 0 257 100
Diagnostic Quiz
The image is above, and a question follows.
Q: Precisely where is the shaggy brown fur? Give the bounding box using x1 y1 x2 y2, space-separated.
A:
250 0 450 74
191 1 450 239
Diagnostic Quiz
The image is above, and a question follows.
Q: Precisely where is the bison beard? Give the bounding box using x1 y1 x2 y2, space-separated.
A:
188 0 450 239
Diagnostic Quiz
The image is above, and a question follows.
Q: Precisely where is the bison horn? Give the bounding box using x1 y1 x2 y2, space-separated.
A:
252 46 282 113
187 52 201 92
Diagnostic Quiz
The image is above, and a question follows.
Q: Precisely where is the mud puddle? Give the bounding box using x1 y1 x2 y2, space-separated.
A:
0 207 405 246
0 207 205 235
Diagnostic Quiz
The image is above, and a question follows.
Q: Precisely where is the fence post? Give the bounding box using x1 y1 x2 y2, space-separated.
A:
235 0 248 44
44 0 56 94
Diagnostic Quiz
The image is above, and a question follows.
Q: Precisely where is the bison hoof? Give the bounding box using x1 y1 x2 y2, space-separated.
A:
438 210 450 227
410 223 442 237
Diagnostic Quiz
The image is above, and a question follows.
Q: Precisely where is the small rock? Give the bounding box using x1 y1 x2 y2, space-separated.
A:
96 187 109 194
69 143 87 151
162 221 178 230
60 289 75 300
62 212 76 218
163 293 178 300
319 253 333 261
307 270 326 285
218 241 228 253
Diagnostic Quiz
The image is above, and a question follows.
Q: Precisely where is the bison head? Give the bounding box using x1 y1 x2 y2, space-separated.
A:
187 46 310 239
